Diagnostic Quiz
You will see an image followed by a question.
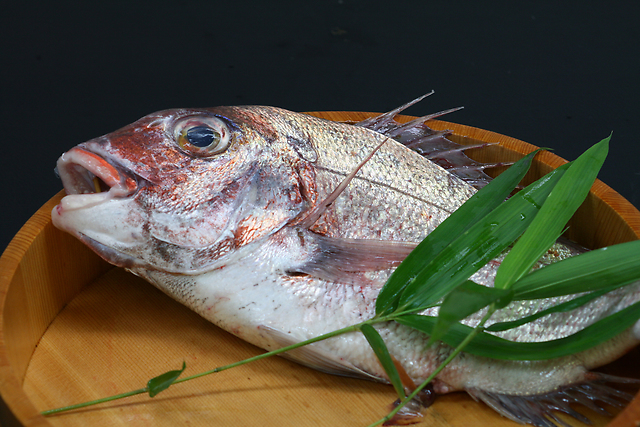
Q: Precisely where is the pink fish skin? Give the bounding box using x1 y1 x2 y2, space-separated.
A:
52 102 640 426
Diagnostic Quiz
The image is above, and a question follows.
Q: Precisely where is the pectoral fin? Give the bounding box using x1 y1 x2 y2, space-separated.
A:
286 232 417 284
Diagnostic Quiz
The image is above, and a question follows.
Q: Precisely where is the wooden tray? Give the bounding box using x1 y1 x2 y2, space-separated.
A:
1 112 639 426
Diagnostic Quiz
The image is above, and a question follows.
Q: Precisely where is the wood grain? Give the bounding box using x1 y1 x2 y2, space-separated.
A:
1 112 639 426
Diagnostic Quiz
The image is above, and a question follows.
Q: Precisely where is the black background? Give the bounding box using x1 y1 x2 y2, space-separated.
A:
1 1 639 421
2 1 639 254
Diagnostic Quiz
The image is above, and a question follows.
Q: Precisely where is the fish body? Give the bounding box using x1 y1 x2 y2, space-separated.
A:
52 101 640 425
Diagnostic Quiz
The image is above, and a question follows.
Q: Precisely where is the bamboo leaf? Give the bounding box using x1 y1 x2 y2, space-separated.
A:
360 324 406 399
494 136 610 289
397 301 640 360
147 361 186 398
394 163 570 313
375 149 543 316
485 287 616 332
511 240 640 299
428 281 512 346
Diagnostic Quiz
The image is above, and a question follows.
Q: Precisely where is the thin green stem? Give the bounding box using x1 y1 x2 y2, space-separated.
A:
173 322 364 384
41 387 148 416
42 321 369 416
366 307 496 427
42 307 490 419
382 304 439 319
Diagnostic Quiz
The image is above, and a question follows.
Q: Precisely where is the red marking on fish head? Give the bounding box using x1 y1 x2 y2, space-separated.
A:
53 106 319 275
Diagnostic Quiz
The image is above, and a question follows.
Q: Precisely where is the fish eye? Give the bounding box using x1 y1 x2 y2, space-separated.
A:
174 115 232 157
186 126 219 147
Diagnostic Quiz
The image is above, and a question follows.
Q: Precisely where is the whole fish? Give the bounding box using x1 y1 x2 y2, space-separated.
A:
51 96 640 426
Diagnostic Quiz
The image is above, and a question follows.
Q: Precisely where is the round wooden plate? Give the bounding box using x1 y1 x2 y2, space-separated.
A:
1 112 639 427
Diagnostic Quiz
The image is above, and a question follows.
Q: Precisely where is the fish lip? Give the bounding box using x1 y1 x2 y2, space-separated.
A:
55 146 141 208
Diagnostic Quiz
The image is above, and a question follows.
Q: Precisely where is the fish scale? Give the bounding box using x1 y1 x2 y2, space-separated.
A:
51 98 640 426
282 110 475 243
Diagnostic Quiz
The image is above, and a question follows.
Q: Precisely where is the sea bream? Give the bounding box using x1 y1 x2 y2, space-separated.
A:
51 95 640 426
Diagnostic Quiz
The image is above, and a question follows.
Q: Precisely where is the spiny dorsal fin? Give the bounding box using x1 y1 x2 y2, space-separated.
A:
356 94 502 189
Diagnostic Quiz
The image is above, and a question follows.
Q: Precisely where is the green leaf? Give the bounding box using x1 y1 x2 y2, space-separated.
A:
485 286 616 332
494 136 610 289
375 149 543 316
397 301 640 360
428 281 512 345
147 361 186 398
394 163 570 314
511 240 640 299
360 324 406 399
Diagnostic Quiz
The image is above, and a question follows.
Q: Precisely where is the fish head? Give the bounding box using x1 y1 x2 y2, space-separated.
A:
52 107 314 275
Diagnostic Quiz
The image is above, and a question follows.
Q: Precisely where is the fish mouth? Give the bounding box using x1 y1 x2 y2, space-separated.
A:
55 147 138 210
52 146 145 269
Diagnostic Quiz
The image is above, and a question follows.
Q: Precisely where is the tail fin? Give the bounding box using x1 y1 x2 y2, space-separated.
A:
467 373 640 427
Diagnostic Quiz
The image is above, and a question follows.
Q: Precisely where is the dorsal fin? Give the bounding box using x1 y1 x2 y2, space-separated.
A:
356 94 507 189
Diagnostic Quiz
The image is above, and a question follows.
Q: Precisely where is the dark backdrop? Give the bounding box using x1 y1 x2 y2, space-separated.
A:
2 1 639 253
